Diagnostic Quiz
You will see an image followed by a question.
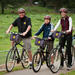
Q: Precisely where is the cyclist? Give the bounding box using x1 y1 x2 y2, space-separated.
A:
6 8 32 68
53 8 72 70
33 15 54 65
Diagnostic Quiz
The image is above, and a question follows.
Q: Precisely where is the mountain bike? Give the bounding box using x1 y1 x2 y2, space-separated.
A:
48 31 75 73
32 37 54 72
5 32 29 72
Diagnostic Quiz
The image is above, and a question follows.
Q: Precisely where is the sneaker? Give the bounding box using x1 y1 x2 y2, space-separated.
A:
29 63 32 69
50 64 55 69
59 65 64 70
17 58 21 64
67 65 72 70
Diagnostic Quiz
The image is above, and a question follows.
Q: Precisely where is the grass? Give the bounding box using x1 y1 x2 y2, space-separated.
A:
0 66 24 75
0 71 6 75
0 5 75 75
60 70 75 75
0 9 75 50
0 6 75 64
0 6 61 51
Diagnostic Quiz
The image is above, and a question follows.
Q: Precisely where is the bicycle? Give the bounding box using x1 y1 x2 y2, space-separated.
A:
48 31 75 73
32 37 54 72
5 32 29 72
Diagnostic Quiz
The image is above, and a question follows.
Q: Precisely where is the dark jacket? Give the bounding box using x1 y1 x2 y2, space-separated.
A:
35 23 54 40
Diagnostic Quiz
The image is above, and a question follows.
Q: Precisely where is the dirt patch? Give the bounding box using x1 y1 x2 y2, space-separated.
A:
0 63 22 71
57 64 75 75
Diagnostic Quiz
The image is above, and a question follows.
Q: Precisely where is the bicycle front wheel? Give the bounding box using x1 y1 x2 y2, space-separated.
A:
5 47 16 72
49 48 61 73
21 50 29 68
32 51 42 72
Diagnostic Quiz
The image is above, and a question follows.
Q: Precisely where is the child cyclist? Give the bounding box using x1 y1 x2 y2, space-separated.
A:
33 15 54 66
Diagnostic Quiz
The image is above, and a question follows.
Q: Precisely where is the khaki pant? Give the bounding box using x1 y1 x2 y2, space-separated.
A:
15 37 31 51
22 38 31 51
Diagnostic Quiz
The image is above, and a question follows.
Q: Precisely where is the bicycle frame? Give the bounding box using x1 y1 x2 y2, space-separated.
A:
37 43 50 62
12 41 25 61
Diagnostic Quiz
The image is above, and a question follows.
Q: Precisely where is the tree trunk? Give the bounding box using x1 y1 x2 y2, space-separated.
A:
29 0 33 5
42 0 46 7
1 2 5 14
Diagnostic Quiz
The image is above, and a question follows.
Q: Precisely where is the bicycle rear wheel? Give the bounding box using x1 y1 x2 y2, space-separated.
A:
21 49 29 68
71 46 75 65
5 47 16 72
32 51 42 72
46 53 50 68
49 48 61 73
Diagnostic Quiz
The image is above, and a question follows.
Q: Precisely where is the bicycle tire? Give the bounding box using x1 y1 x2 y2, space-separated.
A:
49 48 61 73
71 46 75 65
5 47 16 72
32 51 42 72
21 50 29 68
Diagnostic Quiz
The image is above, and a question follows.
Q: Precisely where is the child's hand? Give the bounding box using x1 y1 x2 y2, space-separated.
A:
48 37 52 40
51 30 54 32
32 36 37 39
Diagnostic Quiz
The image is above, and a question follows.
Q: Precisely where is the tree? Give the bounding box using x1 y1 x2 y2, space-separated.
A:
36 0 75 8
0 0 29 14
0 0 6 14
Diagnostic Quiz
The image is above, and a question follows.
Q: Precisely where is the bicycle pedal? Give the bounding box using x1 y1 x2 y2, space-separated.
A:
41 62 43 65
15 56 18 60
17 58 21 64
41 60 44 65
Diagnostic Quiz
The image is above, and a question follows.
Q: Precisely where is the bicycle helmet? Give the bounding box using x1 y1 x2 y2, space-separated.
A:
44 15 51 20
18 8 25 13
59 8 68 13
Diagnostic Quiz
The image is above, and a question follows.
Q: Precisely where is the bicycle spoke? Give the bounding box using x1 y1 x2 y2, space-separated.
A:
6 48 16 72
21 50 29 68
32 51 42 72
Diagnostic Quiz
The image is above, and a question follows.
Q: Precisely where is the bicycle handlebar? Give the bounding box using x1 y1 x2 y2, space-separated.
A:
34 37 51 41
9 32 22 35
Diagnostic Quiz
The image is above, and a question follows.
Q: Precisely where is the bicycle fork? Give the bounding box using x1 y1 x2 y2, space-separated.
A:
14 47 21 64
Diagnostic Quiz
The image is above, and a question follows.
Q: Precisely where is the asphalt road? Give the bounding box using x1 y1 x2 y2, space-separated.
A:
5 64 75 75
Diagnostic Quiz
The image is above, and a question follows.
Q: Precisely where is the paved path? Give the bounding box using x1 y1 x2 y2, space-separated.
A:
5 64 75 75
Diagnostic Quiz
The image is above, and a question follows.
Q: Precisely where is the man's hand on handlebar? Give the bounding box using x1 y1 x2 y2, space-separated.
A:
20 32 27 36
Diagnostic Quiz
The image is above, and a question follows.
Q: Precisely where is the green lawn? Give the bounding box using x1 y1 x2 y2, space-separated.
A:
0 6 60 51
0 66 24 75
60 70 75 75
0 5 75 75
0 6 75 65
